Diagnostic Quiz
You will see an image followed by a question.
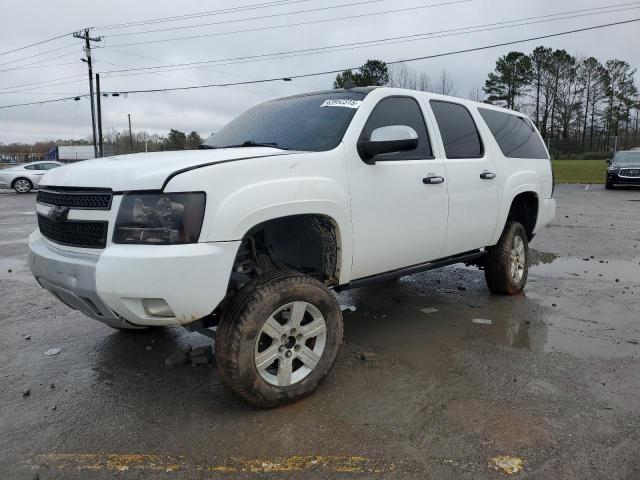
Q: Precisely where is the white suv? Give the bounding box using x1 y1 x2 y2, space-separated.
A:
28 87 555 407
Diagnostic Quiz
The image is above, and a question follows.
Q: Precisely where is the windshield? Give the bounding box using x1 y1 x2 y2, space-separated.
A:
614 151 640 164
202 91 366 152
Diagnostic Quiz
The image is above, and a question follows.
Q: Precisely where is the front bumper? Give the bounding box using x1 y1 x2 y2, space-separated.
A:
29 231 240 326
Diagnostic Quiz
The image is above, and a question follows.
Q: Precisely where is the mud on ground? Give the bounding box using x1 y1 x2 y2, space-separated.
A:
1 184 639 479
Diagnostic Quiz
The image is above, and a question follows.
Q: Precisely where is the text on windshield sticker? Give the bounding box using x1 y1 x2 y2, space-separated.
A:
321 99 362 109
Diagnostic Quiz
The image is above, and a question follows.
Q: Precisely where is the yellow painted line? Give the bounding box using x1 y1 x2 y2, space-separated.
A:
33 453 397 474
489 455 525 475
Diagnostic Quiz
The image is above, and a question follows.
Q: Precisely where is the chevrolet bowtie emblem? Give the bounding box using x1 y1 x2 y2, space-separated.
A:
48 205 70 222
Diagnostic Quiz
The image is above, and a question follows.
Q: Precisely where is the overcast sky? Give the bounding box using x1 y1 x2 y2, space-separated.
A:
0 0 638 144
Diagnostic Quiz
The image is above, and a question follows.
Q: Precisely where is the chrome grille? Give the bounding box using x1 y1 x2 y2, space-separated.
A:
620 168 640 178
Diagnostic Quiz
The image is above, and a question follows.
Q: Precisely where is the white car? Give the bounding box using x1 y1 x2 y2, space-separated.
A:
28 87 555 407
0 161 63 193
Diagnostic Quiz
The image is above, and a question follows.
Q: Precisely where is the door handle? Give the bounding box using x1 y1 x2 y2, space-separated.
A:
423 175 445 185
480 171 496 180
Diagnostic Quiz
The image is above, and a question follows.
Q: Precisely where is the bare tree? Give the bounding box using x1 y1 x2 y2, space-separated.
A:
388 64 433 92
416 72 432 92
388 64 416 89
468 87 485 102
435 69 456 95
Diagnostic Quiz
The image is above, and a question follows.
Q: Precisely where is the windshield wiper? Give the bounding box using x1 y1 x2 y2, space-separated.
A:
221 141 286 149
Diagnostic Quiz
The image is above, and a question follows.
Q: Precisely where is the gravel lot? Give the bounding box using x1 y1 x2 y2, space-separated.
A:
1 184 639 479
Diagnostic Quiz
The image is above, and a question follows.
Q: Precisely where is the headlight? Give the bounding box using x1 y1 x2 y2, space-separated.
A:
113 192 205 245
607 166 619 172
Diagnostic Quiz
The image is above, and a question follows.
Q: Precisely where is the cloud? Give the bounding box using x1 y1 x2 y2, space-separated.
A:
0 0 638 143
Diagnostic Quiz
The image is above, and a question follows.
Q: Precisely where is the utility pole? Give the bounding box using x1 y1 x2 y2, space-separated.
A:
128 114 133 153
95 74 104 157
73 29 101 159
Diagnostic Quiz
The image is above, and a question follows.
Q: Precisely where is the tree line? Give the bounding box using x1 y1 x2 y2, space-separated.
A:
334 51 639 155
483 47 638 153
0 129 206 161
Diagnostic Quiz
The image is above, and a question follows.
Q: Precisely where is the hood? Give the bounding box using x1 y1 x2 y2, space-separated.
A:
40 148 292 191
612 162 640 169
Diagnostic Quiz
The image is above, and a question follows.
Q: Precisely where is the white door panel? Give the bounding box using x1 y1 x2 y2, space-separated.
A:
349 159 448 279
441 158 499 256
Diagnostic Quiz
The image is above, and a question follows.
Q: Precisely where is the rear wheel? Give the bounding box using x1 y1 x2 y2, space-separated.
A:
484 221 529 295
12 178 33 194
215 270 343 408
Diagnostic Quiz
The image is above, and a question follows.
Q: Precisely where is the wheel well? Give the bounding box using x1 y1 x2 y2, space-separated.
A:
507 192 538 241
229 214 340 292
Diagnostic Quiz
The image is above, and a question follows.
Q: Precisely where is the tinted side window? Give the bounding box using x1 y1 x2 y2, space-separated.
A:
42 163 60 170
360 96 433 160
430 100 483 158
479 108 549 159
24 164 38 170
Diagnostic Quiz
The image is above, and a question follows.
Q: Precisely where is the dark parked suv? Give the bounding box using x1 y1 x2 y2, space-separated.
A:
606 150 640 189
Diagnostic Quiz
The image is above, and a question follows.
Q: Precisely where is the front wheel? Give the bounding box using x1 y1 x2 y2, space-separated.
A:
484 221 529 295
13 178 33 194
605 182 614 190
215 270 343 408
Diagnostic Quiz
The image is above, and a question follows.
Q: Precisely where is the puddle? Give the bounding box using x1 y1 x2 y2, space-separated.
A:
339 249 640 372
529 249 640 283
340 278 549 374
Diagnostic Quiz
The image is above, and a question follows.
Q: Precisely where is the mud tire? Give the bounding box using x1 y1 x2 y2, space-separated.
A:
484 221 529 295
215 270 343 408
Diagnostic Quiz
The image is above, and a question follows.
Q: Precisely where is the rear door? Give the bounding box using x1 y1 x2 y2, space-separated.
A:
348 95 449 279
428 100 499 256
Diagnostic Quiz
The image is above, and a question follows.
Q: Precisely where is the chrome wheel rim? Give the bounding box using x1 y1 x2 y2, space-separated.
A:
510 235 526 283
14 179 30 193
254 301 327 387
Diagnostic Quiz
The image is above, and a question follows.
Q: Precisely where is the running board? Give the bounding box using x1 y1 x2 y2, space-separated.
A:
335 250 485 292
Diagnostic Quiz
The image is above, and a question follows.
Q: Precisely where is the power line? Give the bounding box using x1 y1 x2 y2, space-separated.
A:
106 18 640 93
0 79 90 95
2 17 638 109
0 74 85 92
97 57 306 94
0 32 73 56
97 4 640 79
0 95 88 109
0 51 79 73
0 61 78 73
103 0 472 47
93 0 312 30
0 43 77 67
104 0 391 37
104 0 637 41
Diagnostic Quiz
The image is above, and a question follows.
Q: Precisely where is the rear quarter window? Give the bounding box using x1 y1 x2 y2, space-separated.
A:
479 108 549 159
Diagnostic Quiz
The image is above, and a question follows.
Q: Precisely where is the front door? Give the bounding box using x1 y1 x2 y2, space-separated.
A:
348 96 449 280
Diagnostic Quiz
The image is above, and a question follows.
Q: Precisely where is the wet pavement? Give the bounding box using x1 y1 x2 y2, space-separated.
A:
1 184 640 479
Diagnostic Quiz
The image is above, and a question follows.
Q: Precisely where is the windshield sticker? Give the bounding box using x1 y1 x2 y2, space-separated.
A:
321 99 362 109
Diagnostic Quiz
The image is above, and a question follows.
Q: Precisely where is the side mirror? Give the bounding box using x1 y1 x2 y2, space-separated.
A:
605 158 612 164
357 125 419 164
